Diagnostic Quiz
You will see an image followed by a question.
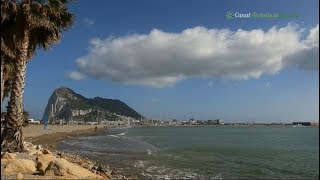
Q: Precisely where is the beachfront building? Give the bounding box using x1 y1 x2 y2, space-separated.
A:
292 122 311 126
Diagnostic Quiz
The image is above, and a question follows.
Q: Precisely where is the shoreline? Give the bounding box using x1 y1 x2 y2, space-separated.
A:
1 124 117 179
24 124 108 149
24 124 119 176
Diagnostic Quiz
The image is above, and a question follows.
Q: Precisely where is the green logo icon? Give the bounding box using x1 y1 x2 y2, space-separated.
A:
226 11 234 19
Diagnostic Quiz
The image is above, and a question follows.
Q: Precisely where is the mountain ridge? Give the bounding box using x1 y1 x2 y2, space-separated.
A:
43 87 143 123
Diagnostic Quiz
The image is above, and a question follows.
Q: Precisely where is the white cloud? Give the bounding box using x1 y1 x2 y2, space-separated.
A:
67 71 86 80
83 18 95 27
283 25 319 70
73 24 319 87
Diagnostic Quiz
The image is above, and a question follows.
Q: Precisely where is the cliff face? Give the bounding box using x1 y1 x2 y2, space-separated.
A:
43 87 143 123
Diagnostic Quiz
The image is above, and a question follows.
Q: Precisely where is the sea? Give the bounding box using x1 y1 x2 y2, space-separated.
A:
58 126 319 179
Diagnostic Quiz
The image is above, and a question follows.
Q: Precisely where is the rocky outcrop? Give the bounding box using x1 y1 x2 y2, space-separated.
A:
37 154 57 175
1 152 17 159
44 158 103 179
43 87 143 123
3 159 37 175
43 87 81 123
1 141 110 179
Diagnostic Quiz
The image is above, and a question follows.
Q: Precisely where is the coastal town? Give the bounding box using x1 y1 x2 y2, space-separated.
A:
22 114 319 127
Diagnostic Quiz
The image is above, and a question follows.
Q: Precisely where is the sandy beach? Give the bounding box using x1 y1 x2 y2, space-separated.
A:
23 124 108 148
23 124 106 138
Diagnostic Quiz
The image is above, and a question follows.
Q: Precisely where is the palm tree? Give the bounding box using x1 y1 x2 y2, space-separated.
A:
1 0 74 152
1 53 15 103
1 58 6 105
1 0 18 106
1 39 16 105
1 110 30 127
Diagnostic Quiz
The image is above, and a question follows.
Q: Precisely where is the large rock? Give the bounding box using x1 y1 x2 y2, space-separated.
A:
42 149 52 154
26 146 43 156
21 174 78 179
43 87 143 124
24 141 43 156
44 158 104 179
3 159 37 175
27 149 43 156
1 152 17 159
37 154 57 175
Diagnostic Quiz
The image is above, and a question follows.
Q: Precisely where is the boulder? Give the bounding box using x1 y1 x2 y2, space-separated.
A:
37 154 57 175
44 158 104 179
25 146 42 156
36 145 42 150
57 152 65 158
82 162 93 169
42 149 52 154
22 142 41 156
3 159 37 175
27 149 43 156
1 152 17 159
23 141 34 150
22 174 78 180
24 141 33 147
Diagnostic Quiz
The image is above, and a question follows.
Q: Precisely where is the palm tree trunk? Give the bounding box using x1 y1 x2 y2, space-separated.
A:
1 57 4 106
1 34 29 152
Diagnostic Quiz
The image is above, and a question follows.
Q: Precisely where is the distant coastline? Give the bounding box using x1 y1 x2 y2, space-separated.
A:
132 122 319 127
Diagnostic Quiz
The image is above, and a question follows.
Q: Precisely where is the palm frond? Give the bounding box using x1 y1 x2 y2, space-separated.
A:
1 0 74 59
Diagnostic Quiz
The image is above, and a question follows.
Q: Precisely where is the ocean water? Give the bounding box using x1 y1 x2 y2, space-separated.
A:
58 126 319 179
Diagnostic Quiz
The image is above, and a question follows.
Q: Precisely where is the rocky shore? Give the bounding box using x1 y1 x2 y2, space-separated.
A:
1 141 113 179
1 125 120 179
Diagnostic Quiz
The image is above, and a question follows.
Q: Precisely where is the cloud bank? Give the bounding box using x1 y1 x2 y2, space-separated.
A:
71 24 319 87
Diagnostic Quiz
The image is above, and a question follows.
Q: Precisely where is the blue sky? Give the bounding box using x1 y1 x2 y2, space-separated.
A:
6 0 319 122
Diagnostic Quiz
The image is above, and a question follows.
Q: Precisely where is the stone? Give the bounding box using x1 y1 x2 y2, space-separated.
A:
16 172 23 179
78 161 83 166
97 171 112 178
1 152 16 159
23 141 34 148
83 163 93 169
37 154 57 175
42 149 52 154
36 145 42 150
28 149 43 156
57 152 64 158
44 158 104 179
4 159 37 175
